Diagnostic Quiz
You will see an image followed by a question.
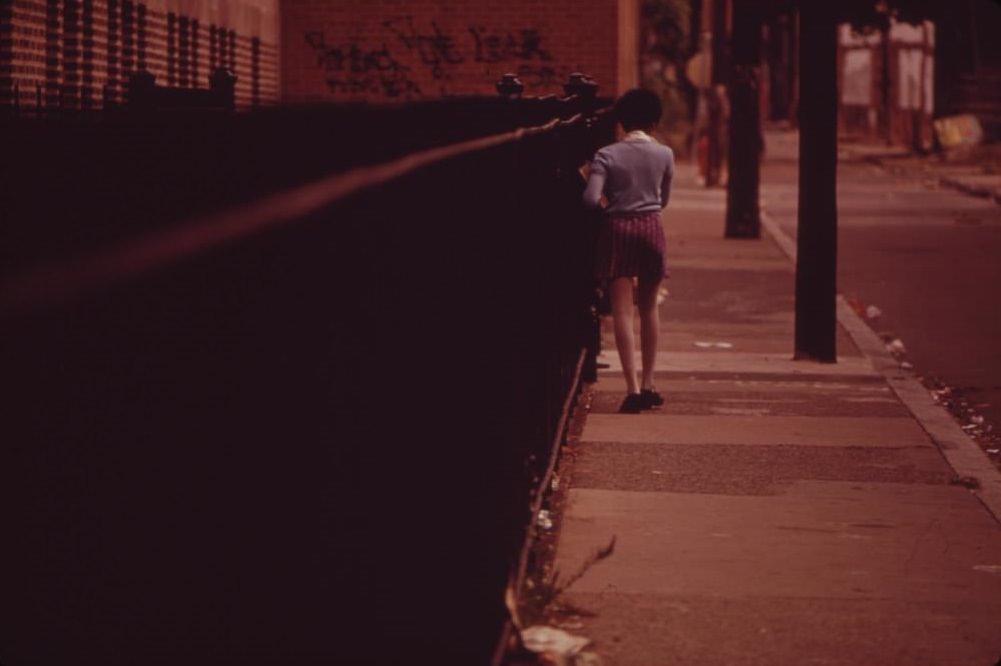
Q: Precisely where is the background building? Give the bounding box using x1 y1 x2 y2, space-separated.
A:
279 0 639 103
0 0 279 111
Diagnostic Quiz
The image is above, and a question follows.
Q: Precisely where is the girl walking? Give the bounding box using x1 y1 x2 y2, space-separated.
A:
583 88 675 413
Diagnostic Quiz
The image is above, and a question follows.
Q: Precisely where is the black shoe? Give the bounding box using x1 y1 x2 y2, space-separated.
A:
640 389 664 409
619 393 645 414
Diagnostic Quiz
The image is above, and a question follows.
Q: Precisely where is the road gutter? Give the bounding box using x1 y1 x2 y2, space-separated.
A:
760 207 1001 525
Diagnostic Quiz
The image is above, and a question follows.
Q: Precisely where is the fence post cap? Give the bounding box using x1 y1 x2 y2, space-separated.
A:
563 72 598 98
210 67 237 87
127 70 156 108
496 73 525 98
128 70 156 87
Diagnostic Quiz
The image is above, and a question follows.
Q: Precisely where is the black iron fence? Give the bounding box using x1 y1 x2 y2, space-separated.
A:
0 92 613 665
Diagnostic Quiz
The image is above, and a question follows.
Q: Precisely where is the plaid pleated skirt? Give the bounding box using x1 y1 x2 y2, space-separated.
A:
594 211 669 282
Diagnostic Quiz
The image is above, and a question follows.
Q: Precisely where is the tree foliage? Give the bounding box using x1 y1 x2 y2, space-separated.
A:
641 0 695 62
837 0 942 30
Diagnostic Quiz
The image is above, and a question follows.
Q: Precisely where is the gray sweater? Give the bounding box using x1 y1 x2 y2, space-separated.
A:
583 139 675 214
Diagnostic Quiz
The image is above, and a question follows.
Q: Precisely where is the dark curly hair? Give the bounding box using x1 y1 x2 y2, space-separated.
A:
614 88 663 132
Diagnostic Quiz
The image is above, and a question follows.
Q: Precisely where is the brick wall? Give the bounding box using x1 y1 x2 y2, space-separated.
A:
281 0 637 104
1 0 279 111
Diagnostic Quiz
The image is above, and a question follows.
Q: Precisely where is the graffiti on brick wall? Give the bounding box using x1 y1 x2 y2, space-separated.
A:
468 25 551 62
304 32 422 98
383 17 464 80
304 17 566 99
467 24 563 90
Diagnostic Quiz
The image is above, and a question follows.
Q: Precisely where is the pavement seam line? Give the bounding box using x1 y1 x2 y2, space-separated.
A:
759 207 1001 525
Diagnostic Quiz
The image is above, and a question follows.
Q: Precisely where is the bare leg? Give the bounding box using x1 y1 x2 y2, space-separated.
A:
609 277 640 394
636 276 661 390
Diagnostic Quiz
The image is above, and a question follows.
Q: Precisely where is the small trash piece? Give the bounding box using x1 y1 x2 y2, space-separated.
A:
900 361 914 369
536 510 554 531
694 341 713 348
951 475 980 490
715 341 733 349
987 448 1000 455
971 415 985 426
521 625 590 657
551 475 561 492
865 305 883 320
934 114 984 149
886 338 906 354
504 583 523 629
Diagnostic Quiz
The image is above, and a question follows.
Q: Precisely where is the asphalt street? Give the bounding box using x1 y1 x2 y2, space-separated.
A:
761 130 1001 456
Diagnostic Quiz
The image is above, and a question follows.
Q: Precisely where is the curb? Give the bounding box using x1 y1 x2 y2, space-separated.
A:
939 175 1001 205
759 208 1001 525
844 146 1001 207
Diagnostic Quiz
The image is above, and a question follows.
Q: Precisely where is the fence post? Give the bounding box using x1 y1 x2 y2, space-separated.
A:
191 19 199 90
495 73 524 98
210 67 236 111
166 12 176 86
251 36 260 108
127 69 155 108
563 72 599 117
81 0 95 110
107 0 120 105
0 0 13 112
567 73 603 383
62 0 81 110
45 0 60 108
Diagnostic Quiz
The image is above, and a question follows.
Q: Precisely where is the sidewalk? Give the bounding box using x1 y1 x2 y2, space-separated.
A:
839 138 1001 205
546 163 1001 665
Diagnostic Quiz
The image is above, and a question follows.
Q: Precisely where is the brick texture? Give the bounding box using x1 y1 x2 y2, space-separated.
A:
2 0 278 111
281 0 633 103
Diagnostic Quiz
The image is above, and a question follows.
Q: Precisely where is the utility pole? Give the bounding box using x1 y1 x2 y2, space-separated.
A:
724 0 763 238
794 1 838 362
706 0 728 186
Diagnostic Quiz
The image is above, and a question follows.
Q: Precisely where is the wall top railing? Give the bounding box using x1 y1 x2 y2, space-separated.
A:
1 106 609 315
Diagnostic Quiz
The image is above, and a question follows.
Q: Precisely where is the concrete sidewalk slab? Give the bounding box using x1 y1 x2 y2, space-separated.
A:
596 351 875 377
589 383 908 418
667 254 792 271
655 330 803 355
558 482 1001 601
570 442 954 495
595 377 898 395
580 414 932 448
562 593 1001 666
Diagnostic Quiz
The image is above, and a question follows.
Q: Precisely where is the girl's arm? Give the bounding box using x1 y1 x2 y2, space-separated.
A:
660 152 675 208
583 153 609 208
